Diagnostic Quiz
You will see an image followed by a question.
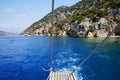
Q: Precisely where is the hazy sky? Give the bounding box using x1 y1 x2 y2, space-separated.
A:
0 0 80 34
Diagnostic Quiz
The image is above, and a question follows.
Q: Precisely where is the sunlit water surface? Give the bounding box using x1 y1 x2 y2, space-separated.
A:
0 36 120 80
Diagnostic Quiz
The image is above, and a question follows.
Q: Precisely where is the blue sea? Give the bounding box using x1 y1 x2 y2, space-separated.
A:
0 36 120 80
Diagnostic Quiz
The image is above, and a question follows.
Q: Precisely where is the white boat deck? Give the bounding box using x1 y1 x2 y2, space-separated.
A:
49 71 77 80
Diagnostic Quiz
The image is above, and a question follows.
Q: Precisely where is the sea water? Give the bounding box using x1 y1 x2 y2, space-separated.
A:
0 36 120 80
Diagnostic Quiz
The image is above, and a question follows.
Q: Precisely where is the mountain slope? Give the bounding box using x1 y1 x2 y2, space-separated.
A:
21 6 69 35
21 0 120 37
0 31 17 36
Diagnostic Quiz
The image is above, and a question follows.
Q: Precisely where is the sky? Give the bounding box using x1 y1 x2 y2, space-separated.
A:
0 0 80 34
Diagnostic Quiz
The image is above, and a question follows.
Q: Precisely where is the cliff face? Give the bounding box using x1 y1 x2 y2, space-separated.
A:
21 0 120 37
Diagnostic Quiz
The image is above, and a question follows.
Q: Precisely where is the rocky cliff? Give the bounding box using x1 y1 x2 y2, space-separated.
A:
21 0 120 37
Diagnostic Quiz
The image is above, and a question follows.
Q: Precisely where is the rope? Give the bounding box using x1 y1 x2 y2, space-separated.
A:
67 24 119 80
48 1 54 79
50 0 54 72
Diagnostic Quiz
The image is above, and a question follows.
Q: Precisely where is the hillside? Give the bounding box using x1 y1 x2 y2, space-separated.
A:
0 31 17 36
21 0 120 37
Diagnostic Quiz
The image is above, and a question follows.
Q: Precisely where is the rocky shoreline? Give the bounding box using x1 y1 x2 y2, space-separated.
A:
22 17 120 38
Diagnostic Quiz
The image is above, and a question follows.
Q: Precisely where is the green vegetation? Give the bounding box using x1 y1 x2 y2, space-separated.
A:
54 20 65 28
92 17 99 22
87 8 107 18
72 13 84 22
54 6 107 27
115 30 120 35
108 0 120 9
89 29 94 32
113 18 120 23
107 21 114 25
